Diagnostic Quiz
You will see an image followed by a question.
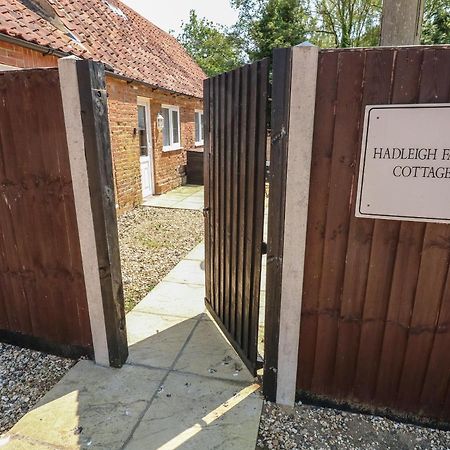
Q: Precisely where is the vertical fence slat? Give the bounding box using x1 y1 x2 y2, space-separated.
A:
203 79 211 307
374 48 425 405
230 68 241 339
249 59 269 364
311 50 366 394
297 51 338 392
213 76 220 314
396 47 450 412
333 49 394 399
224 72 233 329
242 63 258 357
236 65 249 348
264 48 292 400
420 265 450 416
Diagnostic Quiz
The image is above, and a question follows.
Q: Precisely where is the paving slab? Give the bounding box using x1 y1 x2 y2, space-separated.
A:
4 361 166 450
174 317 255 383
126 312 198 369
125 372 262 450
134 281 206 319
164 259 205 286
143 185 204 211
184 244 205 261
3 240 262 450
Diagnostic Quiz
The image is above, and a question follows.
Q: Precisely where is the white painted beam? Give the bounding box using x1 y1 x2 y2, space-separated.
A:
276 45 319 406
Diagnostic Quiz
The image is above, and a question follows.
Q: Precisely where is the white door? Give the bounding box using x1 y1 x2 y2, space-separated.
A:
137 98 154 198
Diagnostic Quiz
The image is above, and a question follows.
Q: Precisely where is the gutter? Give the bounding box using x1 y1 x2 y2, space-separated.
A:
0 33 203 100
0 32 69 58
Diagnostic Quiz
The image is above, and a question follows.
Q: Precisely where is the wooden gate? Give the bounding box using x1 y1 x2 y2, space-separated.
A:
203 59 269 375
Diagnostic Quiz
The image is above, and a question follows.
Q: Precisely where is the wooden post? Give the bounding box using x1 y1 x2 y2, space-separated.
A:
264 45 319 405
59 57 128 368
380 0 425 45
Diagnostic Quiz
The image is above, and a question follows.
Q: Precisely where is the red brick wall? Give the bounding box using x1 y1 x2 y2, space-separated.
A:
106 77 203 212
0 41 58 68
0 41 204 213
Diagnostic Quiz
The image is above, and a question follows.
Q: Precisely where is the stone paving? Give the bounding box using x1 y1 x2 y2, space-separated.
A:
143 185 204 211
2 243 263 450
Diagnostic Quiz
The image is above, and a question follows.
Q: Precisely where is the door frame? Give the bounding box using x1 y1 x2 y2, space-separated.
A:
137 96 155 198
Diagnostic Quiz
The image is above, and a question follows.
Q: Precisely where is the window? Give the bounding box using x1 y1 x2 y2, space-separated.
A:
137 104 148 157
161 105 181 151
195 110 204 146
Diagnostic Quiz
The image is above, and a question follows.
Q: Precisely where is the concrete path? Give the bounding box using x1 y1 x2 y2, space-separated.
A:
2 243 263 449
143 185 204 211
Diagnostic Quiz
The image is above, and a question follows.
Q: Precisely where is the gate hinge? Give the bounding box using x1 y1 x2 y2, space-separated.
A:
203 207 209 217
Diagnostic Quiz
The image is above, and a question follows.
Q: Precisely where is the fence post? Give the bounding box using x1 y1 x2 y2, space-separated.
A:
264 44 318 406
59 57 128 368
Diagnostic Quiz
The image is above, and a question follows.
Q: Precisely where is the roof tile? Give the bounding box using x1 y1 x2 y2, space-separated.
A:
0 0 205 97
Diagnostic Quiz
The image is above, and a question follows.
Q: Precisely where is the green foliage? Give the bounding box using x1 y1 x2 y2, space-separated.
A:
177 10 243 77
313 0 382 48
177 0 449 76
422 0 450 44
230 0 312 60
249 0 313 59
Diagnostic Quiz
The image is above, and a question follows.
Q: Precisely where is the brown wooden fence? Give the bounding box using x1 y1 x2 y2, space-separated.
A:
296 46 450 424
0 62 127 366
0 68 92 357
186 149 204 185
204 59 269 375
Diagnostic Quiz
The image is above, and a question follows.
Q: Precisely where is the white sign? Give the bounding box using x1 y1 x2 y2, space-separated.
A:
356 104 450 224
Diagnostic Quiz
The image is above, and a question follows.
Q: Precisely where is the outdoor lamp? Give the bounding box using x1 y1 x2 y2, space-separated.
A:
157 112 165 131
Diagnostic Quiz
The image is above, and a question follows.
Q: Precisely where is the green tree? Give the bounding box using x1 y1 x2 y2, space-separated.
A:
421 0 450 44
314 0 382 48
231 0 313 60
177 10 243 77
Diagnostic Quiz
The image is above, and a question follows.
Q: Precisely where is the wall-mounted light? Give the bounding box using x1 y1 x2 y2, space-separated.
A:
157 112 165 131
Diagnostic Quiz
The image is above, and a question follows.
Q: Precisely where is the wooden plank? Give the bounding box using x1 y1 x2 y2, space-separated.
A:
236 65 249 347
311 49 365 394
0 68 92 356
263 48 292 401
396 47 450 411
76 60 128 367
224 71 233 329
249 59 269 365
213 76 220 314
230 68 241 339
218 74 226 321
333 48 395 398
203 79 211 305
420 264 450 418
297 51 339 392
374 48 426 405
397 224 450 411
242 63 258 357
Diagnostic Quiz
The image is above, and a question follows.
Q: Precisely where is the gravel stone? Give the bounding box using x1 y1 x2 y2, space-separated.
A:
258 401 450 450
118 206 204 312
0 343 75 434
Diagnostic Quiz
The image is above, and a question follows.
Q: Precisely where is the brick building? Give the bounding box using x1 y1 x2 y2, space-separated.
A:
0 0 205 212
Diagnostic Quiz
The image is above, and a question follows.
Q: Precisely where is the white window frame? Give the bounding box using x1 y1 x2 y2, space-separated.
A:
195 109 204 146
161 104 181 152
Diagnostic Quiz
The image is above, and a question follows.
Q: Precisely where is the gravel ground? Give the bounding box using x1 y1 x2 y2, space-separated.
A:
118 206 204 312
0 343 75 434
258 401 450 450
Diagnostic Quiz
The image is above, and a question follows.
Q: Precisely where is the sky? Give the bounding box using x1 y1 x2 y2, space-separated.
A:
121 0 239 35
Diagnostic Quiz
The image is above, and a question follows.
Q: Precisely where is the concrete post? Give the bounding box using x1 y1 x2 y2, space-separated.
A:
380 0 425 45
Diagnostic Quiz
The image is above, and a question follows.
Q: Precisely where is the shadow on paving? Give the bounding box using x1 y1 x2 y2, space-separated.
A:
2 244 263 450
